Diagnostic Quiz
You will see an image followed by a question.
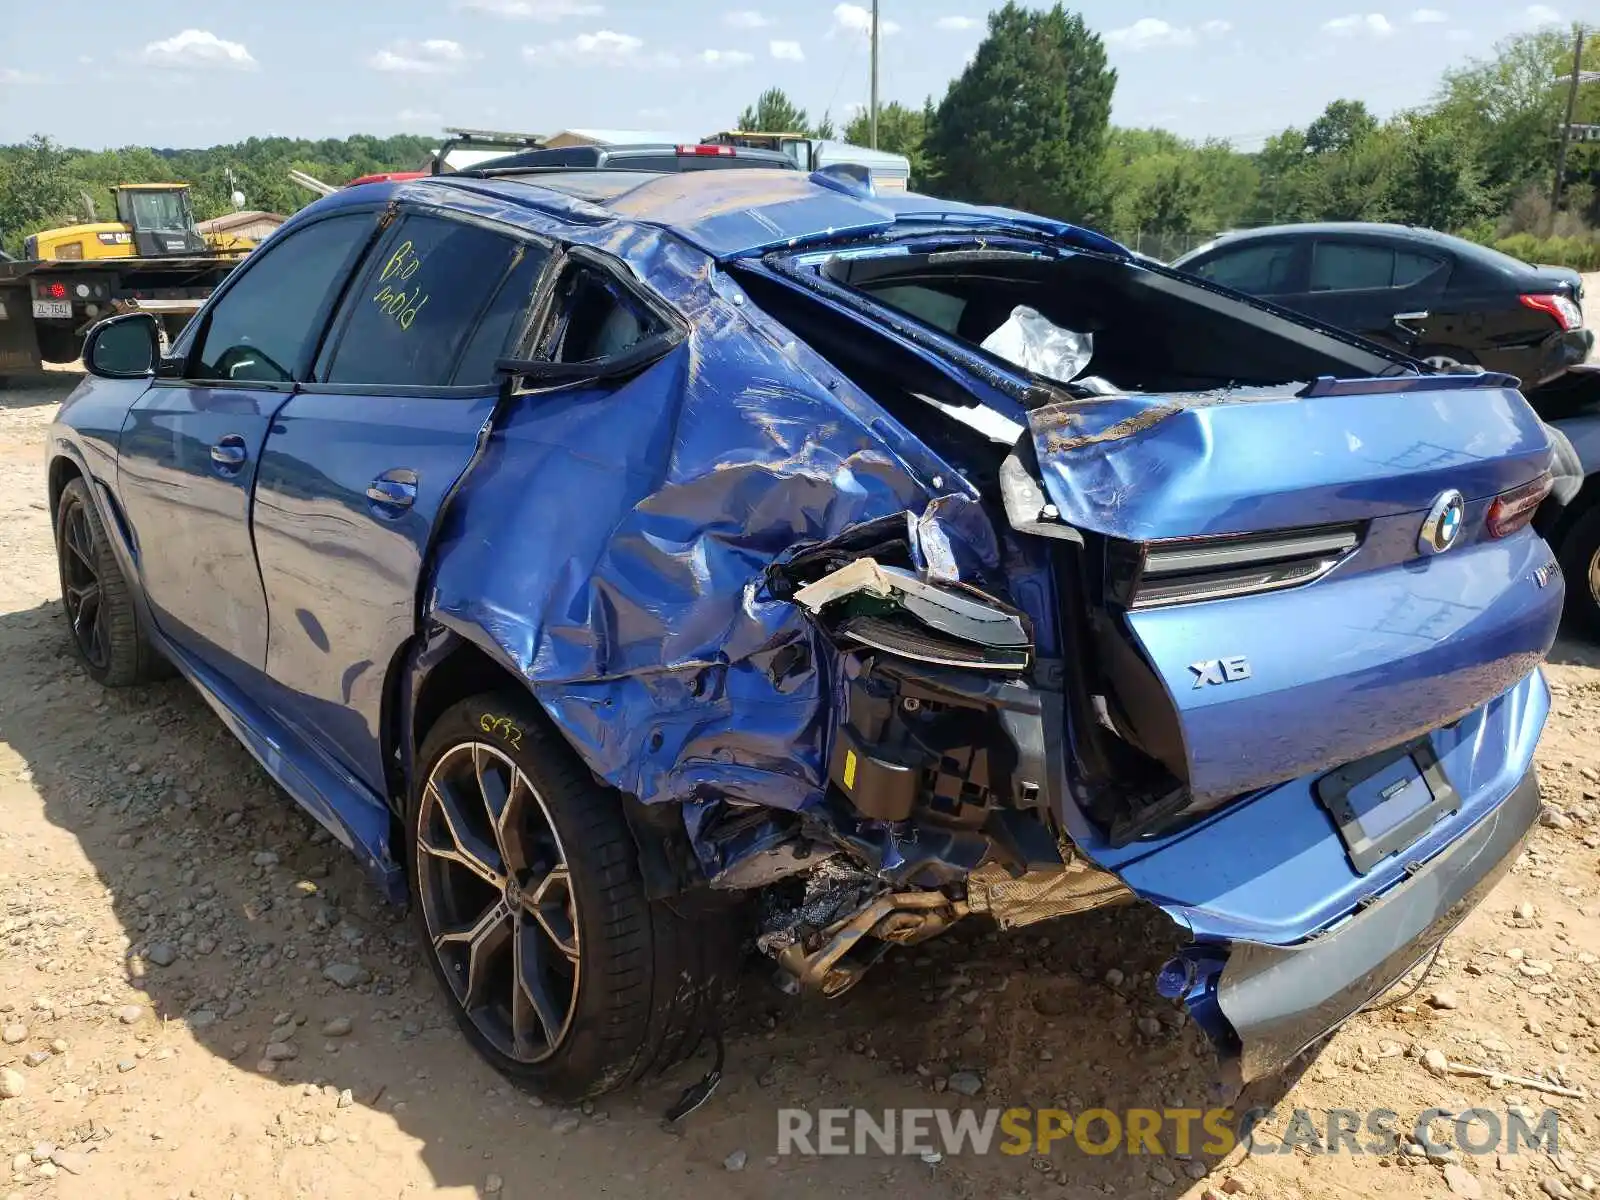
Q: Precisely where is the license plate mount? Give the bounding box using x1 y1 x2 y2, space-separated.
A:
32 299 72 320
1316 739 1459 874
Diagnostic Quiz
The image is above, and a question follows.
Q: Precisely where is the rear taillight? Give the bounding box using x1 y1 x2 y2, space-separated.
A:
1485 473 1552 539
1520 292 1583 331
677 144 736 157
1121 524 1362 608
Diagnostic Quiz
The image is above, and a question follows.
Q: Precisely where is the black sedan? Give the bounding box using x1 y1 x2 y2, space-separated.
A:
1174 223 1593 388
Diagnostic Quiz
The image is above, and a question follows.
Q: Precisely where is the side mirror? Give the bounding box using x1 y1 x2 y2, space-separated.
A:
84 312 160 379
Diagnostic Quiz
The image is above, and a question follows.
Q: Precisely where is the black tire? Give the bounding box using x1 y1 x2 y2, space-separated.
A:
36 326 84 365
1558 503 1600 640
54 476 168 686
408 692 740 1102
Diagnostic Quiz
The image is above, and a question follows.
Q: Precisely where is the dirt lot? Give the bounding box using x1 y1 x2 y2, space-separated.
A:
1 371 1597 1200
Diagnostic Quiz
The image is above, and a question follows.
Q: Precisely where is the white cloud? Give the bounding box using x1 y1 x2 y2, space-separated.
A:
1107 18 1193 48
140 29 257 70
936 15 980 31
831 3 900 38
1322 13 1395 36
1410 8 1449 21
699 48 754 66
1446 26 1474 40
397 107 443 124
1526 3 1561 23
456 0 602 18
367 39 469 73
770 39 805 61
638 105 671 119
1106 17 1231 49
0 67 42 84
724 9 772 28
524 29 662 65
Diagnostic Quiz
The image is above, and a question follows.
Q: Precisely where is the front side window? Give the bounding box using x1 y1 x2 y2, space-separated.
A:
325 214 546 388
190 212 375 385
1193 243 1299 294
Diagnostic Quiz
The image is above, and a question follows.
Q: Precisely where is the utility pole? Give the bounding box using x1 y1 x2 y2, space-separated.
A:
1554 25 1586 212
870 0 880 149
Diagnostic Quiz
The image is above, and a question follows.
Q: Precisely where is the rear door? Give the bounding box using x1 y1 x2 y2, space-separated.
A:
250 209 552 791
1288 239 1451 353
115 210 379 688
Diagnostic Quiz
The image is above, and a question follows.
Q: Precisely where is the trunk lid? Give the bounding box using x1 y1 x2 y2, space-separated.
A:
1029 373 1551 540
1028 374 1561 810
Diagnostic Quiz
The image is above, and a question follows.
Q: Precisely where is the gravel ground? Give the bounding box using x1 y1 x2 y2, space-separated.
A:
1 371 1597 1200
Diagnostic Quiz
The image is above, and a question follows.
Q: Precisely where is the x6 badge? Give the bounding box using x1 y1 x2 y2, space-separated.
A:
1190 657 1252 688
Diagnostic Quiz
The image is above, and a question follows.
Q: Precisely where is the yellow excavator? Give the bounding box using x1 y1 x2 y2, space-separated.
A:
24 182 255 261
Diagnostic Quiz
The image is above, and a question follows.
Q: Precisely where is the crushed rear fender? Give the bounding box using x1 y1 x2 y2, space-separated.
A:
418 228 987 855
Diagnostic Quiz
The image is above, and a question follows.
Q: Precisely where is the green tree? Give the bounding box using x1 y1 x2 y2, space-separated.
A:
1305 99 1379 156
1247 128 1317 224
1434 26 1598 212
736 88 810 134
1387 113 1492 229
0 135 76 253
843 100 929 174
1306 125 1401 221
922 3 1115 223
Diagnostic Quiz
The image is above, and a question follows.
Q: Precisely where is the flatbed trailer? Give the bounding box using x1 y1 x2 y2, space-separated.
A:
0 254 240 380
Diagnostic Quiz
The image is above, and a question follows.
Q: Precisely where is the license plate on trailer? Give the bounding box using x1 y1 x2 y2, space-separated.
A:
32 300 71 320
1316 739 1460 873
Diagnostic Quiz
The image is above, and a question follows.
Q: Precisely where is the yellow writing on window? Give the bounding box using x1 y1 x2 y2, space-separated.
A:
371 239 429 330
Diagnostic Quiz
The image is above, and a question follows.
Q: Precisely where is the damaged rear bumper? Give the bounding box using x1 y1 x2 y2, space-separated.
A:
1196 763 1540 1086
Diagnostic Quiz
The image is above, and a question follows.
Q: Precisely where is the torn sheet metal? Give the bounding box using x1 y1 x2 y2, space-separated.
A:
424 222 1001 829
1028 380 1555 541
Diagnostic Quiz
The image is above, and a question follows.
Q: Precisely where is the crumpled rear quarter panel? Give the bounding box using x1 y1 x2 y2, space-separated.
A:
425 225 969 817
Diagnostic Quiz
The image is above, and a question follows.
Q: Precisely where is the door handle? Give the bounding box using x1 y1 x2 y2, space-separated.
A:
210 435 247 470
1393 310 1430 330
366 470 418 513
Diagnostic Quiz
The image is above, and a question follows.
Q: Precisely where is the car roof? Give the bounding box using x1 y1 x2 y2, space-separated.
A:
316 168 1131 263
1208 221 1457 243
1182 221 1544 277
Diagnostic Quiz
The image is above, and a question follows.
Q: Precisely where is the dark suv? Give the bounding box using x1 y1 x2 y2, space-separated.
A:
1174 223 1593 388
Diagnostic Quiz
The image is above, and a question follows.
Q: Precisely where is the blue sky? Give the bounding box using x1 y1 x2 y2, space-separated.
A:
0 0 1578 151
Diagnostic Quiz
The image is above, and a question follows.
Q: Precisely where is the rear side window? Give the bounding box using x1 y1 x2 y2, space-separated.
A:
1193 243 1299 294
1394 250 1448 287
190 212 374 384
541 264 664 363
325 214 546 387
1311 242 1396 291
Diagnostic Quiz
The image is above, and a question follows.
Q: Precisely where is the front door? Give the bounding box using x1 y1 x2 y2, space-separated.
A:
116 210 380 686
251 210 551 791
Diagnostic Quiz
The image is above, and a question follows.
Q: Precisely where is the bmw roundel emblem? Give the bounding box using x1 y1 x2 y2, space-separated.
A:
1418 489 1466 556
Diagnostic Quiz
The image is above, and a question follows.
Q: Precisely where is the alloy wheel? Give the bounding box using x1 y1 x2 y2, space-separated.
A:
1588 544 1600 609
415 742 580 1063
60 497 108 670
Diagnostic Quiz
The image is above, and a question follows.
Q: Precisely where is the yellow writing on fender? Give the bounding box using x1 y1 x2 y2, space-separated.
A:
996 1108 1236 1156
371 239 429 330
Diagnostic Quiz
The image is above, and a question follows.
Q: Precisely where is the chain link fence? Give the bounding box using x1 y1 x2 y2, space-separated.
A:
1107 229 1220 263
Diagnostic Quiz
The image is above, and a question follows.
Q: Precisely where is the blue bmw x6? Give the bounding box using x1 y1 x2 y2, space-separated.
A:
48 165 1563 1102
